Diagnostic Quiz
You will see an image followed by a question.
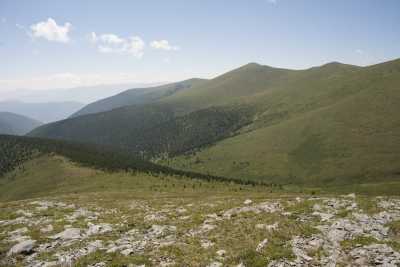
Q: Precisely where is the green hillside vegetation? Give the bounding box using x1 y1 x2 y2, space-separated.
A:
29 59 400 187
3 151 398 204
2 135 398 200
0 112 42 135
70 79 205 118
30 103 254 158
159 63 296 114
0 154 271 202
0 135 263 186
164 59 400 186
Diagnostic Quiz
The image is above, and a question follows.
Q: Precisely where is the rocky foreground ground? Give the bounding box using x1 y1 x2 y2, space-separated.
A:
1 193 400 267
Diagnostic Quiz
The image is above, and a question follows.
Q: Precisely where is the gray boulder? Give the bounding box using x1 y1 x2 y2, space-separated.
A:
51 228 81 240
7 239 36 256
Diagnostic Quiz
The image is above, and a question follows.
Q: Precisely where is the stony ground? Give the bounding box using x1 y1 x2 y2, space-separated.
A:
1 193 400 267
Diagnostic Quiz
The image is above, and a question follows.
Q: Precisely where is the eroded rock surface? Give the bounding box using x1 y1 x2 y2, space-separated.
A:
1 195 400 266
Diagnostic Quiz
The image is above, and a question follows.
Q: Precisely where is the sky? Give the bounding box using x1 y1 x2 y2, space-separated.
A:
0 0 399 93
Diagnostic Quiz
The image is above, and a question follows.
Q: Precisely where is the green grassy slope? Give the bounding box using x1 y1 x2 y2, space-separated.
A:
70 78 206 118
1 153 399 203
160 62 360 115
164 59 400 185
0 134 170 177
158 63 295 114
0 112 42 135
0 135 261 186
0 154 262 201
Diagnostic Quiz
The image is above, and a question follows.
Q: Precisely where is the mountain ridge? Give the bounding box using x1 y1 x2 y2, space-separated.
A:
28 58 400 185
70 78 206 118
0 112 42 135
0 101 84 123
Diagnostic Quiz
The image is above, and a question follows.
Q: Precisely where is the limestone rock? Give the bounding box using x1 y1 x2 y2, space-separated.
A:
244 199 253 205
8 239 36 256
207 262 222 267
86 222 113 236
51 228 81 240
256 238 268 252
40 224 54 233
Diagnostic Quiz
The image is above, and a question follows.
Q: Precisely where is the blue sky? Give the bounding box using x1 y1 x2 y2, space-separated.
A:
1 0 399 91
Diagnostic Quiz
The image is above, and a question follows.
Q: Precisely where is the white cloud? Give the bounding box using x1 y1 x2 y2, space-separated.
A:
99 34 124 44
267 0 278 4
30 18 71 43
150 40 180 51
355 49 364 54
91 32 145 58
1 17 6 23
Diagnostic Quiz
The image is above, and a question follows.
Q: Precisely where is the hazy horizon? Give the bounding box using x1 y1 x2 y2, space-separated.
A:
0 82 166 103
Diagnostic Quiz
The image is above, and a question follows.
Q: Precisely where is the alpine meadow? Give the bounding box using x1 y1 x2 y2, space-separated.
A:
1 1 400 266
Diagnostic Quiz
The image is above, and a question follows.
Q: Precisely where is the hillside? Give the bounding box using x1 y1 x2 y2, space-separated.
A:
0 151 258 202
0 134 269 201
0 101 84 123
70 79 206 118
27 63 303 155
0 112 42 135
28 59 400 186
30 103 255 158
164 59 400 185
0 135 255 186
159 63 296 114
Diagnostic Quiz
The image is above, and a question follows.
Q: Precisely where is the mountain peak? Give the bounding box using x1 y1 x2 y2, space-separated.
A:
243 62 262 67
314 61 359 71
236 62 277 72
322 61 346 67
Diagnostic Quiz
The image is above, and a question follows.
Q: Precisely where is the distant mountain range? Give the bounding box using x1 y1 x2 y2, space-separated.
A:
1 83 165 104
0 112 42 135
29 58 400 186
0 101 84 123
